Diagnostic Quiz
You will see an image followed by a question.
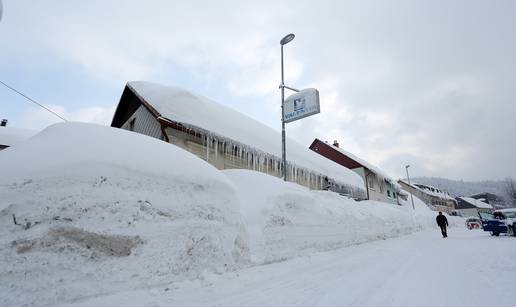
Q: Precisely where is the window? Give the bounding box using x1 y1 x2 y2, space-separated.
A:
129 118 136 131
387 190 391 198
393 192 397 199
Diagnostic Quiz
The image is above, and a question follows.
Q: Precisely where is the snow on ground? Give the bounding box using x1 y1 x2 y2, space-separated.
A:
0 125 38 147
223 169 460 264
0 122 246 307
65 228 516 307
1 122 461 306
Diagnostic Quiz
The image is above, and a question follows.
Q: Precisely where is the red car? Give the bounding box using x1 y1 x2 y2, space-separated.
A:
465 217 482 230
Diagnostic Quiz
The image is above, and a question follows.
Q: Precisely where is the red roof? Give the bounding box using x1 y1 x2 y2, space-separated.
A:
309 138 365 170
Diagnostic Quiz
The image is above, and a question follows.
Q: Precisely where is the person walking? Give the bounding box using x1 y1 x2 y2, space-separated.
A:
436 211 449 238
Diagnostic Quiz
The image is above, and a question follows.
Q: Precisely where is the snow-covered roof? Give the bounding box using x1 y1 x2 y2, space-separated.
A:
399 180 455 201
325 142 400 190
125 81 365 190
0 126 38 147
497 208 516 213
459 197 493 209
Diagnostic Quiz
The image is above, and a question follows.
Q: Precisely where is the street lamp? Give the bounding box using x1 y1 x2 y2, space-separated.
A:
405 165 415 210
278 34 320 182
280 33 295 181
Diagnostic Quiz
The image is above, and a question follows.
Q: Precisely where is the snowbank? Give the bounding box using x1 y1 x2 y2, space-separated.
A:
0 126 38 147
223 169 459 264
0 122 463 306
398 192 463 227
0 122 246 307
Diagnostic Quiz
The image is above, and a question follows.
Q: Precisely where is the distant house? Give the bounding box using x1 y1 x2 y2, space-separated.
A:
110 81 366 198
469 192 506 209
455 197 493 217
309 139 400 204
398 180 456 213
0 120 37 150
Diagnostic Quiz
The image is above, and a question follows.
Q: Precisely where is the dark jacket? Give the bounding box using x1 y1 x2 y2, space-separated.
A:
436 214 448 227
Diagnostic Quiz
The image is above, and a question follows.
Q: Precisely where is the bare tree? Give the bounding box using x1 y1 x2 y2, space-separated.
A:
503 178 516 207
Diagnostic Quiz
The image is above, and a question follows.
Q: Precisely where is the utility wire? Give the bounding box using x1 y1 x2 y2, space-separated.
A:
0 80 68 122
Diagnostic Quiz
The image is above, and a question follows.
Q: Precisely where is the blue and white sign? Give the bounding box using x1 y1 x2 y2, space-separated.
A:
283 88 320 123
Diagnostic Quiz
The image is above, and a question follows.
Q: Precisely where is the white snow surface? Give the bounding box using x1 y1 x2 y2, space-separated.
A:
128 81 365 190
1 122 461 306
0 126 38 147
459 197 493 209
66 229 516 307
0 122 227 185
222 169 455 264
0 122 245 306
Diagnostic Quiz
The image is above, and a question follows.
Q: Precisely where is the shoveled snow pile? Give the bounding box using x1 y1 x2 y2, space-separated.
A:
0 122 246 307
0 122 461 306
223 169 459 264
0 126 38 147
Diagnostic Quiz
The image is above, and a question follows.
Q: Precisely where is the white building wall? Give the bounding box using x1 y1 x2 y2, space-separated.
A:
352 167 398 204
117 104 366 199
164 126 328 190
121 105 163 140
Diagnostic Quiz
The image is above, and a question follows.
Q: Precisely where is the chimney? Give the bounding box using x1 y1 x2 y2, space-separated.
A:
333 140 339 148
0 119 7 127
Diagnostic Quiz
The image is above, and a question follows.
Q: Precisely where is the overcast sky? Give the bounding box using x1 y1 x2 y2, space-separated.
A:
1 0 515 181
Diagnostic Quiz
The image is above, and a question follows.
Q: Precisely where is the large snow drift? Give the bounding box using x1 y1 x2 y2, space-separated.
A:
0 122 246 306
223 169 455 264
0 126 37 147
0 122 460 306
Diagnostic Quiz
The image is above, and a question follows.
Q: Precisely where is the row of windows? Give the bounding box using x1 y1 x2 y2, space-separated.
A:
432 199 449 207
166 126 341 191
387 190 397 199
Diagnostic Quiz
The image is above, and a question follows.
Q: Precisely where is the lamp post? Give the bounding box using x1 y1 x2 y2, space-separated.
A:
280 33 295 181
405 165 415 210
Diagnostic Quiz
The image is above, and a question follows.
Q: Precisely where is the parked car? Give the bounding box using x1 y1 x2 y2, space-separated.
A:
465 217 482 230
479 209 516 236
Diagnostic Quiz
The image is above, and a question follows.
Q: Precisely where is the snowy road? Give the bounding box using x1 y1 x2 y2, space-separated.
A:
66 228 516 307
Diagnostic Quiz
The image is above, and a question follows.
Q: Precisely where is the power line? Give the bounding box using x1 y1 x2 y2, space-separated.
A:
0 80 68 122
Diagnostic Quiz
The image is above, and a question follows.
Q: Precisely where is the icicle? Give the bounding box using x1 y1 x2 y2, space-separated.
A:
215 140 218 160
206 135 210 162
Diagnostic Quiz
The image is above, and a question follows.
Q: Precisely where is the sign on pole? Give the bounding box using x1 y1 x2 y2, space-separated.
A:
283 88 320 123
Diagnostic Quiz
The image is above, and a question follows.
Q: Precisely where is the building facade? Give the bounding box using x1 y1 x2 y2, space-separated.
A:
469 192 506 209
398 180 456 213
309 139 400 205
455 197 493 217
111 81 366 199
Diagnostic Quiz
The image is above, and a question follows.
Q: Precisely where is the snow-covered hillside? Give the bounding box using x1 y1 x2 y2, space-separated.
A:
0 123 460 306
